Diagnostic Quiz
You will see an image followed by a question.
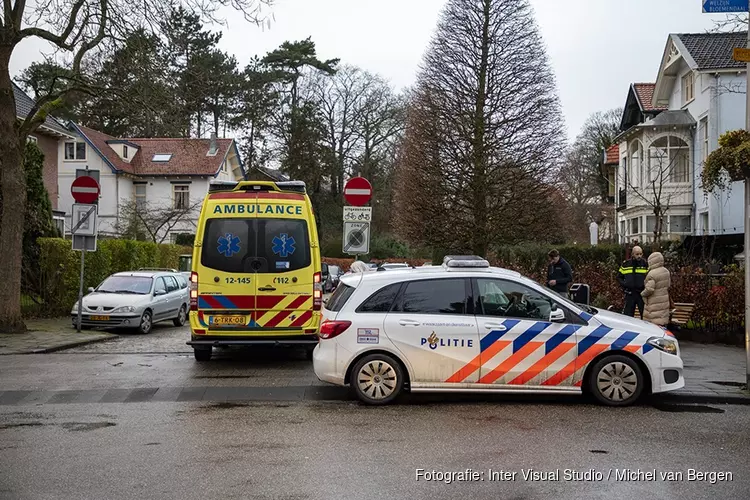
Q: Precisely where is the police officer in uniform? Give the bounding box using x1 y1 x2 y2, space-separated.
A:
618 245 648 319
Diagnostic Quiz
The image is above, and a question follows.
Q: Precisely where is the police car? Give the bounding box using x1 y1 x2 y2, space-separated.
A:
313 256 684 406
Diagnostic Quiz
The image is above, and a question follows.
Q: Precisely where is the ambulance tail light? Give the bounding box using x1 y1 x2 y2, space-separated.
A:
313 272 323 310
190 272 199 311
318 320 351 339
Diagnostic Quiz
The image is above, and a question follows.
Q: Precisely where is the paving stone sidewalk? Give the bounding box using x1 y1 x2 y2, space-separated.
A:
665 340 750 404
0 318 116 355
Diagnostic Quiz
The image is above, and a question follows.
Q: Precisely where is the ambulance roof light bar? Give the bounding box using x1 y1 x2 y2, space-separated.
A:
208 180 307 194
442 255 490 269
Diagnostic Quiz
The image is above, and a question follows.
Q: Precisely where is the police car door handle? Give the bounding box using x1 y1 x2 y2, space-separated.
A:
484 323 506 331
398 319 420 327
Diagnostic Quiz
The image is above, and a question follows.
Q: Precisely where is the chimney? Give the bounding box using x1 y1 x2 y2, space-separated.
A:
208 132 218 156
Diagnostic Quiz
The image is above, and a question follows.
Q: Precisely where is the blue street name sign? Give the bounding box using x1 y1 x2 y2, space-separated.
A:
703 0 748 13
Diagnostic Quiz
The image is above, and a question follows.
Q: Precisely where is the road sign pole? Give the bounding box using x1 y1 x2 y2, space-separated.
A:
77 248 85 333
745 7 750 388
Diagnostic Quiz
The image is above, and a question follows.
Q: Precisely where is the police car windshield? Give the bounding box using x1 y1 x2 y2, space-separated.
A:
201 218 310 273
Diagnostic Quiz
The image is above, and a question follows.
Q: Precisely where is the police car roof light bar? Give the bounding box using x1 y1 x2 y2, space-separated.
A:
443 255 490 268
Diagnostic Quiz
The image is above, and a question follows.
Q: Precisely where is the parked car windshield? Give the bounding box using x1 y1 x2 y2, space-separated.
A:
329 265 341 275
96 276 153 295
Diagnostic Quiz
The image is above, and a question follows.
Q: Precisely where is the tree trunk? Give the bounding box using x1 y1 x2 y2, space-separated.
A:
470 0 491 257
0 46 28 333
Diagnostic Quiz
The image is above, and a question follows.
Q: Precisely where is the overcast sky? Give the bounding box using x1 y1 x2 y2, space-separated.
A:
11 0 732 141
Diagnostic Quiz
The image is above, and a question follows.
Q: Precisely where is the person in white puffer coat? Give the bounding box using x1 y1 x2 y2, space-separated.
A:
641 252 671 326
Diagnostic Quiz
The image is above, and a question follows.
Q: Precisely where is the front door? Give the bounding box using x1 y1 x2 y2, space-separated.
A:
474 278 583 387
383 278 479 383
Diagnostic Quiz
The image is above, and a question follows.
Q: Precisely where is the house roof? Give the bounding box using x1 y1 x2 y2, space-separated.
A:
645 110 696 128
676 32 747 71
73 123 239 177
604 144 619 165
254 165 289 182
632 83 666 112
12 82 72 137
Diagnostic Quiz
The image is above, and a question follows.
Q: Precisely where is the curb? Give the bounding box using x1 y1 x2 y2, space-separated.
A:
657 392 750 406
18 334 118 355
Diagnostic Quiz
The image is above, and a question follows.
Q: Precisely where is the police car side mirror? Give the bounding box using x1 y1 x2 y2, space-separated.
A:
550 308 565 323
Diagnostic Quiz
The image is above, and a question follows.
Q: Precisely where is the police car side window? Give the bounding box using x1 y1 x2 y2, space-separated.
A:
400 279 468 315
356 283 402 313
477 279 552 321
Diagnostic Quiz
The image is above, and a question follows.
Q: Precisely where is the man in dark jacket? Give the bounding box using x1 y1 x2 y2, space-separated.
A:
547 249 573 295
618 245 648 319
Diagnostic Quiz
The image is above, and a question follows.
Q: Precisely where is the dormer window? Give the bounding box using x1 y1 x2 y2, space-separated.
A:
123 145 128 159
152 154 172 162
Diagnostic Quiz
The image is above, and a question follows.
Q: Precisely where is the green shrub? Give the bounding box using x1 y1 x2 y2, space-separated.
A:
35 238 192 317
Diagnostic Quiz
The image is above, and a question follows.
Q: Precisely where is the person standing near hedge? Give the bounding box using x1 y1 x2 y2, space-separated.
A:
546 249 572 296
641 252 671 326
617 245 648 319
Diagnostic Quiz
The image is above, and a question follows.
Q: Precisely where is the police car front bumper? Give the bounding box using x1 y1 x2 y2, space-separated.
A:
650 350 685 394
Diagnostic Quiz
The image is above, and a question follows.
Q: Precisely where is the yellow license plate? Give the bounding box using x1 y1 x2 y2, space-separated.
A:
90 315 110 321
211 315 246 326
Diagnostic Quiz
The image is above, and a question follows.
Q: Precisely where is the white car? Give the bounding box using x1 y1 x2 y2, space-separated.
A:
314 256 684 406
71 271 190 334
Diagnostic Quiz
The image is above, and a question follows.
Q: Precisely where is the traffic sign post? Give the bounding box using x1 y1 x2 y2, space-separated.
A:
702 0 748 12
70 198 99 333
703 0 750 388
343 206 372 222
343 177 373 206
71 175 100 204
343 222 371 255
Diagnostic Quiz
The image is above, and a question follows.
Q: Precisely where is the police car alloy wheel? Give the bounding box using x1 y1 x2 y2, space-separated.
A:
588 355 643 406
351 354 404 405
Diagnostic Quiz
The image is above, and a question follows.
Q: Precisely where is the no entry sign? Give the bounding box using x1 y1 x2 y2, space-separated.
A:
71 175 100 204
343 177 372 206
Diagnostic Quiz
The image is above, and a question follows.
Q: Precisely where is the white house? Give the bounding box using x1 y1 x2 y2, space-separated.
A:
614 31 747 245
58 123 246 242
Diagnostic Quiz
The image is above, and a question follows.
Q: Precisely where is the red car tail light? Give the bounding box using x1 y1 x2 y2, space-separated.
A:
318 320 351 339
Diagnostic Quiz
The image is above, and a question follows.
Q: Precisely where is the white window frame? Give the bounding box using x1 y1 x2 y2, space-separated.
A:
64 141 87 161
134 183 147 210
682 72 695 105
701 118 709 164
649 135 690 184
27 135 38 144
123 145 129 159
173 184 190 210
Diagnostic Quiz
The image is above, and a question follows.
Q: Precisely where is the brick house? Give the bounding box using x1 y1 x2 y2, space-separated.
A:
13 82 76 233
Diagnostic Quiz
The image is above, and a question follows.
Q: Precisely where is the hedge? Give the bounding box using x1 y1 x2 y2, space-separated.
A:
36 238 190 316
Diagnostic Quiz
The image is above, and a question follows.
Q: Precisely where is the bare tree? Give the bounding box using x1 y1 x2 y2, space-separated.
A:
393 0 565 256
0 0 272 332
312 65 369 195
116 199 202 244
557 108 622 241
625 130 694 245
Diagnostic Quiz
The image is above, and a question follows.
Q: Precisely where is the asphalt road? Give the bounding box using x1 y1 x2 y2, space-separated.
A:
1 400 749 500
1 323 749 499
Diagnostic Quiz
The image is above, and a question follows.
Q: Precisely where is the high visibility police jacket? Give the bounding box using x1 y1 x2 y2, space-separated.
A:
617 258 648 292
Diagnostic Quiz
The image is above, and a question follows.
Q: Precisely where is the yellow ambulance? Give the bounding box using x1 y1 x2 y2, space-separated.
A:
187 180 323 361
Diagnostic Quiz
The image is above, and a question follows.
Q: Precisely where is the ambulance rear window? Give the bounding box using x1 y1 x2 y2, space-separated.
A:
201 218 310 273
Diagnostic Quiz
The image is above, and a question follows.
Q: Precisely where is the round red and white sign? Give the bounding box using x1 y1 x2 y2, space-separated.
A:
71 175 100 204
343 177 372 206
